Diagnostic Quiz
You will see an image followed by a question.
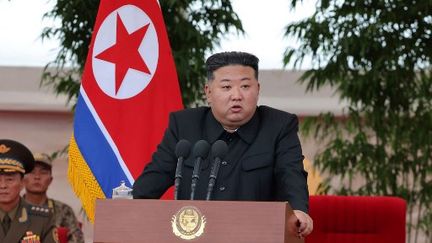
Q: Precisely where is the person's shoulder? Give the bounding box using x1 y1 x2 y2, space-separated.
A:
257 105 297 120
18 200 58 243
51 199 74 210
22 200 51 219
172 107 209 115
171 107 210 120
49 199 77 217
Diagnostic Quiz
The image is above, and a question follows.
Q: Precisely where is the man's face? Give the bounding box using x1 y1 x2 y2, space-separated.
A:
0 172 23 206
23 164 52 194
205 65 260 130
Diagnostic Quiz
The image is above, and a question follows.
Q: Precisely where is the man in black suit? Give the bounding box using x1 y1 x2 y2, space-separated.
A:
133 51 313 237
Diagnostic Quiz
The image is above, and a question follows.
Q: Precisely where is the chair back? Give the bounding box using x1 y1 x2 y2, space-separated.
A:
306 195 406 243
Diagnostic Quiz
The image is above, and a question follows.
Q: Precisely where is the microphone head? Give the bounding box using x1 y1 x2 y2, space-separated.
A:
192 140 211 159
175 139 191 158
211 140 228 159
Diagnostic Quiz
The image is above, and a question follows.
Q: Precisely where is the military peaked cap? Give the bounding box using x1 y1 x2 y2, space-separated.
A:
0 139 35 174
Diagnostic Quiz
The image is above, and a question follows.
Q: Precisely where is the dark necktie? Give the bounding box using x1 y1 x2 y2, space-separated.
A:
2 214 11 234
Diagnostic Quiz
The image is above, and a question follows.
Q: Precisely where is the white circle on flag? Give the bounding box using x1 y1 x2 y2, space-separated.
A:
92 5 159 99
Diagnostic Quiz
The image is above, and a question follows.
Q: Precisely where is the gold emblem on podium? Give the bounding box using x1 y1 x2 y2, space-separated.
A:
172 206 206 240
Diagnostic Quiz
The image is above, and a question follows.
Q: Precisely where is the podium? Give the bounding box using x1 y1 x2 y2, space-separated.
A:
94 199 304 243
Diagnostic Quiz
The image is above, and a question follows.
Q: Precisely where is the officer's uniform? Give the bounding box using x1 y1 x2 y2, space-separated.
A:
24 153 84 243
0 139 59 243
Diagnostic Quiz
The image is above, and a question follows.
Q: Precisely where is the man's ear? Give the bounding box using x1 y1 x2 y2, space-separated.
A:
204 84 212 104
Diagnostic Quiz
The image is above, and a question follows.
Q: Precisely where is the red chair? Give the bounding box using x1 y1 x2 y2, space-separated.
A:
307 195 406 243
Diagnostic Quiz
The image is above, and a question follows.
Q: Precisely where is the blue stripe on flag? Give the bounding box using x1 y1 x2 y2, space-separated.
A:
74 94 131 198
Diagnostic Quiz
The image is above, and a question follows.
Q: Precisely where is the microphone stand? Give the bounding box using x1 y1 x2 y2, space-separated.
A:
173 139 191 200
174 156 184 200
206 140 228 200
206 157 222 200
190 157 202 200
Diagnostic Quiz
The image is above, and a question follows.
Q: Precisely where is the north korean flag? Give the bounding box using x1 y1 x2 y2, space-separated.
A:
69 0 182 221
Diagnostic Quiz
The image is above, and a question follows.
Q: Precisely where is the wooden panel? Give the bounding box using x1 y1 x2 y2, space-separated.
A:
94 199 303 243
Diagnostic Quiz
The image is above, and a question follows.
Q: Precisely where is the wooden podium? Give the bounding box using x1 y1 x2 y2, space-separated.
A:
94 199 304 243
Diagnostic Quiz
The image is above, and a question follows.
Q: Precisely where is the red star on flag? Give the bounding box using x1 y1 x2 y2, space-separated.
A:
95 13 151 94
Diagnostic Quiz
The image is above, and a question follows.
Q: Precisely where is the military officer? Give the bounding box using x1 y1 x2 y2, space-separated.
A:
0 139 58 243
24 153 84 243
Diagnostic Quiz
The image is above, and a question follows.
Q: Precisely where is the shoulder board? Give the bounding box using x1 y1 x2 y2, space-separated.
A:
26 205 51 217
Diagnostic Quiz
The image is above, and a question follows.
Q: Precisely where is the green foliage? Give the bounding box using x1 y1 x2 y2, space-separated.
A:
41 0 243 107
285 0 432 242
41 1 98 108
161 0 243 106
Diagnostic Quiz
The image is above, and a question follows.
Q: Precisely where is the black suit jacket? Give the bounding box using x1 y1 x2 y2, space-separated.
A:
133 106 309 212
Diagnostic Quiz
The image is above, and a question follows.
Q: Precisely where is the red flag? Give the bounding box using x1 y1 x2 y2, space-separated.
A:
68 0 182 221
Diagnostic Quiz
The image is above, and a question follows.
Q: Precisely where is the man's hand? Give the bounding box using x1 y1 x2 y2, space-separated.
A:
293 210 313 238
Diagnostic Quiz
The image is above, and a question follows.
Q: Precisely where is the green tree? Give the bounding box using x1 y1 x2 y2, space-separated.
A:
41 0 243 107
284 0 432 242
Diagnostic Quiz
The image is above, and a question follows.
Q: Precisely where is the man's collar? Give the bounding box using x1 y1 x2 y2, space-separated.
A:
236 109 259 144
205 107 259 144
22 194 49 207
0 198 21 221
205 111 225 144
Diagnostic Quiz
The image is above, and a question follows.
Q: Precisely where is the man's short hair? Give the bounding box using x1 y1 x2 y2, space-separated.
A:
205 51 259 81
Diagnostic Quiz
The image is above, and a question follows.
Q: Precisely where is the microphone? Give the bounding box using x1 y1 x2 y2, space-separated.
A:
190 140 210 200
174 139 191 200
206 140 228 200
